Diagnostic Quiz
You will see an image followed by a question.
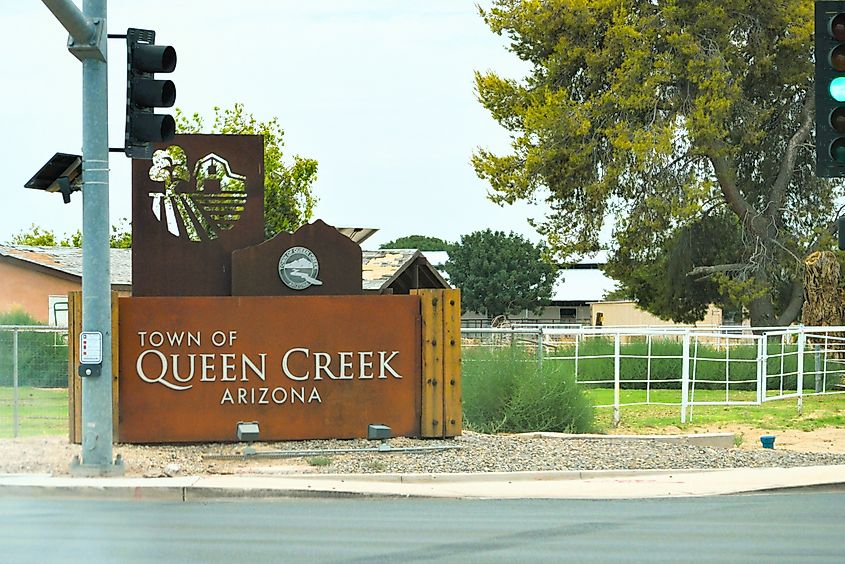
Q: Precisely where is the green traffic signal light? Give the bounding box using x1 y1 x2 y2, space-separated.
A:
830 77 845 101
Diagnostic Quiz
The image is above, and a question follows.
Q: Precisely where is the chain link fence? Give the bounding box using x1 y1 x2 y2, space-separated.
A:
0 326 68 438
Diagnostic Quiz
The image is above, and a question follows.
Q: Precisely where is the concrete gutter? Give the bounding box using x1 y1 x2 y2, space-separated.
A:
1 465 843 501
516 432 736 449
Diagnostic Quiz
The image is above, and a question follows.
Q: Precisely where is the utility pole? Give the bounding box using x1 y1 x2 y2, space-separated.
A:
41 0 122 475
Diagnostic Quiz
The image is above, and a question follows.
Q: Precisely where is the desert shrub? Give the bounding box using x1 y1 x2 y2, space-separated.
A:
462 346 595 434
461 346 521 433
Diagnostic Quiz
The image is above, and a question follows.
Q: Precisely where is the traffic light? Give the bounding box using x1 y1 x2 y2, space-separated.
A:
124 28 176 159
816 2 845 177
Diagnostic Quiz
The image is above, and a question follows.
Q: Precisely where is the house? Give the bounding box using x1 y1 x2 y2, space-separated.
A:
362 249 449 294
0 244 448 325
0 246 132 325
454 251 620 327
423 249 724 328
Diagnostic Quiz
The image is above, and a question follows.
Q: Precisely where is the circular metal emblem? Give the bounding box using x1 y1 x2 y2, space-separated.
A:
278 246 323 290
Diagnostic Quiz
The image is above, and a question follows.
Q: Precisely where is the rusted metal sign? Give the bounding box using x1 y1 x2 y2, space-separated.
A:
131 134 265 297
118 295 421 442
232 219 363 296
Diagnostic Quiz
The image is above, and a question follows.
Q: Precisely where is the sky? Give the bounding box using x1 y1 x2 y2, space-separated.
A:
2 1 545 250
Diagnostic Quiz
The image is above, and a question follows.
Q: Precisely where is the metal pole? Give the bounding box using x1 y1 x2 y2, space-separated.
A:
78 0 117 473
613 332 620 427
574 333 579 382
12 329 19 438
537 328 544 369
680 331 690 424
814 345 823 393
797 328 805 415
756 336 765 405
646 334 652 405
42 0 119 474
41 0 96 44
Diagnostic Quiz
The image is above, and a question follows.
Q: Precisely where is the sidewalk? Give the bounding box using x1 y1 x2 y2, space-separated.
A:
1 465 843 501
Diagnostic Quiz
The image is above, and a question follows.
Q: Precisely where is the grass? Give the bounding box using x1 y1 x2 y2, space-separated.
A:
306 456 332 467
0 387 67 438
3 377 844 440
591 391 845 433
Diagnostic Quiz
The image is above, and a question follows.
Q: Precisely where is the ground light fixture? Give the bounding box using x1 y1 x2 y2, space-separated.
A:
236 421 260 457
24 152 83 204
368 424 392 451
237 421 260 441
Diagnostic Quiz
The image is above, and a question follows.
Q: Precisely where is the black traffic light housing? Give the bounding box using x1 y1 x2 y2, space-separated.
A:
125 28 176 159
816 2 845 177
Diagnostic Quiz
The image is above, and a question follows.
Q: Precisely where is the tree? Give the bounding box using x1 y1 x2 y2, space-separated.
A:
108 218 132 248
444 229 555 318
8 221 131 249
10 225 63 246
175 103 318 239
380 235 454 252
473 1 839 326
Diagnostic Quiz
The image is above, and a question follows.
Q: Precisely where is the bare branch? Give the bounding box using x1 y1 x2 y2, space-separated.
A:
770 92 814 213
687 263 750 280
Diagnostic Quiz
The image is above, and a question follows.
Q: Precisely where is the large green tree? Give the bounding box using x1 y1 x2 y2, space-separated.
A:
380 235 454 252
474 0 841 326
175 103 318 238
445 229 556 318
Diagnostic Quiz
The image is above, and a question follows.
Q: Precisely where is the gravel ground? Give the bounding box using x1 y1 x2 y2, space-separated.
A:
3 432 845 478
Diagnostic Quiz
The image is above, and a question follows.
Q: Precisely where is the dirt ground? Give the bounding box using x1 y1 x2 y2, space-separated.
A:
1 426 844 477
692 425 845 453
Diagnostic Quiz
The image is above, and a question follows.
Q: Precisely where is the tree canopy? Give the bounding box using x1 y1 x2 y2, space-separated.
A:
379 235 454 252
445 229 556 318
9 221 130 249
175 103 318 239
474 0 841 326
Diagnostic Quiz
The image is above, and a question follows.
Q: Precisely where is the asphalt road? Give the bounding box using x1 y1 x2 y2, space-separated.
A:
0 492 841 562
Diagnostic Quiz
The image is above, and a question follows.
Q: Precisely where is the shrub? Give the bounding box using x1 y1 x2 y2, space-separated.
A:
462 346 595 434
462 346 520 433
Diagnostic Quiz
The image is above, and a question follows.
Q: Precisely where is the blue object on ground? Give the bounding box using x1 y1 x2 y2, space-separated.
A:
760 435 776 449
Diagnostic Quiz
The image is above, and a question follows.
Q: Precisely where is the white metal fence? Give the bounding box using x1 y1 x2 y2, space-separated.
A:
0 326 68 438
2 324 844 437
462 325 845 425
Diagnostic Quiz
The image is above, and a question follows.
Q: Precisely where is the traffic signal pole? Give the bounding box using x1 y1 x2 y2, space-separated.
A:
42 0 121 475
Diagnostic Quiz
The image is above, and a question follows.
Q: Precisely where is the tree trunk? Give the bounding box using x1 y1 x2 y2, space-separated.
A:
748 295 778 328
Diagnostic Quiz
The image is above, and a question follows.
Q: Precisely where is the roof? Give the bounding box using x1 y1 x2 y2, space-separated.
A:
0 245 449 294
362 249 449 292
551 267 618 302
570 250 609 266
335 227 379 245
0 245 132 286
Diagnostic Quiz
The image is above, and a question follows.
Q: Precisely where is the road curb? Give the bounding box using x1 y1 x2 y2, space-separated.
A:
516 432 736 449
277 468 720 483
1 466 844 501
